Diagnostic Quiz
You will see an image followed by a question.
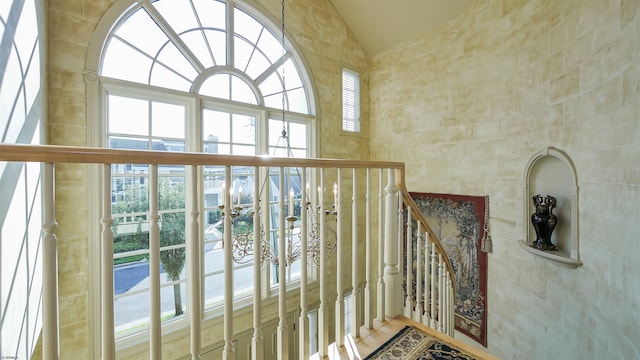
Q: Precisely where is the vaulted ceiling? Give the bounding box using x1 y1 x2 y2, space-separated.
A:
328 0 478 56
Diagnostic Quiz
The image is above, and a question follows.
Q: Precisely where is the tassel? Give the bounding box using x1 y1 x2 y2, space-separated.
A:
481 234 492 253
481 195 492 253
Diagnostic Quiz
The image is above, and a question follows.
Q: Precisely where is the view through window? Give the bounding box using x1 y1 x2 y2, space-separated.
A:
99 0 315 337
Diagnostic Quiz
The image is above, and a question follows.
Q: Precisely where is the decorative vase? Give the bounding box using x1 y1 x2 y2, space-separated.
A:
530 194 558 251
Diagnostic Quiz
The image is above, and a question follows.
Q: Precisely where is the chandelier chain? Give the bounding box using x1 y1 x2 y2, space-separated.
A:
281 0 287 140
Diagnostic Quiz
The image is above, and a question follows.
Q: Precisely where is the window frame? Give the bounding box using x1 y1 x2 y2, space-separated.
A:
85 0 319 353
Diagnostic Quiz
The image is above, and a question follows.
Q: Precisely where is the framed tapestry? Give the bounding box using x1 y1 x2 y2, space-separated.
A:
407 192 488 347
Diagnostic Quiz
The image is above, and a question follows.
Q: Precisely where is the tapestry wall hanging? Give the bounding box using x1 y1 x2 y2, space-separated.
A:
407 192 488 347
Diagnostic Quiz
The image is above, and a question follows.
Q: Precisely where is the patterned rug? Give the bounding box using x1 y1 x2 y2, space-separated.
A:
364 326 477 360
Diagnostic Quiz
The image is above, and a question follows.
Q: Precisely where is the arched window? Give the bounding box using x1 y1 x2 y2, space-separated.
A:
89 0 316 339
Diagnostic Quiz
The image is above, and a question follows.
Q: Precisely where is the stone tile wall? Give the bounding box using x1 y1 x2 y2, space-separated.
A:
370 0 640 358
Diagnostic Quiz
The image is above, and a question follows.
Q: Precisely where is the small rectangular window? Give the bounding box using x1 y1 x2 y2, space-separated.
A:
342 68 360 133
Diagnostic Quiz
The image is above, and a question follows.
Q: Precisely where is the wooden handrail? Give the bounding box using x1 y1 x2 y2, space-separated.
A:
0 144 403 169
0 143 456 303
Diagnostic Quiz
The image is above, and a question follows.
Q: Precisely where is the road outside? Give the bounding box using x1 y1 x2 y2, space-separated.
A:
113 248 256 333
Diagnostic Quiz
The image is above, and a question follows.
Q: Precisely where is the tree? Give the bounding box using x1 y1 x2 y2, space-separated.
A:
158 180 186 316
112 176 187 317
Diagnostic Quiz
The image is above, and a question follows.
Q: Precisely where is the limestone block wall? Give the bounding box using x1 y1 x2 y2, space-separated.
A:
47 0 370 358
370 0 639 359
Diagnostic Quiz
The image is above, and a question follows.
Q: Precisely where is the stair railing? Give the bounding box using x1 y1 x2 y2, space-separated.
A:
400 188 457 336
0 143 456 359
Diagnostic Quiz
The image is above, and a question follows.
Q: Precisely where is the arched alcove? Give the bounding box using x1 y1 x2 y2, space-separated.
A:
519 146 582 267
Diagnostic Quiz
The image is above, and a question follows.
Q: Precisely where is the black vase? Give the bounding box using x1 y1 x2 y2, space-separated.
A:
530 194 558 251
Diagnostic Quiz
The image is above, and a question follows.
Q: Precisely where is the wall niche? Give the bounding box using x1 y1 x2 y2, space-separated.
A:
519 146 582 267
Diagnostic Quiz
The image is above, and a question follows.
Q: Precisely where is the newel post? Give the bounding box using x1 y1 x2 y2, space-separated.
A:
383 169 402 317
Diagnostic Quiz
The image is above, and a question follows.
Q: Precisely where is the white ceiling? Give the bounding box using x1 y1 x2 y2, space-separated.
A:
328 0 478 56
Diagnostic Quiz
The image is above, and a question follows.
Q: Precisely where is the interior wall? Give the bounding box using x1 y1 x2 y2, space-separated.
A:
46 0 370 358
370 0 639 358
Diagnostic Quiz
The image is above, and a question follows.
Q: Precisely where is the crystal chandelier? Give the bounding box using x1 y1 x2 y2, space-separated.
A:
215 0 337 267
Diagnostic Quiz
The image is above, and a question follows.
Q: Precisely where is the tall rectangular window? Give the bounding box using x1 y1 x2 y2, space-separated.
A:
342 68 360 133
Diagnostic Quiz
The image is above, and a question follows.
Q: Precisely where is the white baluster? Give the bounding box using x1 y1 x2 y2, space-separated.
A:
335 169 344 347
415 220 422 323
188 165 201 360
424 231 430 325
298 168 309 360
442 271 448 334
430 242 437 329
364 168 373 329
404 207 413 319
318 169 329 357
351 168 361 338
42 163 60 359
223 167 235 360
448 273 453 335
384 169 401 317
450 282 455 336
277 167 288 360
252 166 264 360
377 169 385 322
149 165 162 359
438 254 444 333
101 164 115 360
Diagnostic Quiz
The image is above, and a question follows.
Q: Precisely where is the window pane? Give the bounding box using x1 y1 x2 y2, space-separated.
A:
263 93 284 110
160 281 186 319
231 114 255 144
342 69 360 132
288 148 307 158
150 64 192 92
109 138 150 154
256 28 283 63
203 109 230 142
115 288 150 334
231 75 257 104
233 264 254 298
111 175 148 209
152 102 185 138
192 0 226 30
203 272 224 307
244 49 270 79
234 8 262 44
108 95 149 136
269 119 285 146
283 59 302 89
259 71 283 98
199 74 229 99
157 139 185 152
154 0 199 35
234 36 254 73
181 30 215 68
204 30 227 66
101 38 152 83
159 179 186 212
160 247 187 283
231 144 255 156
288 122 307 148
155 42 198 81
115 8 168 58
287 88 308 114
